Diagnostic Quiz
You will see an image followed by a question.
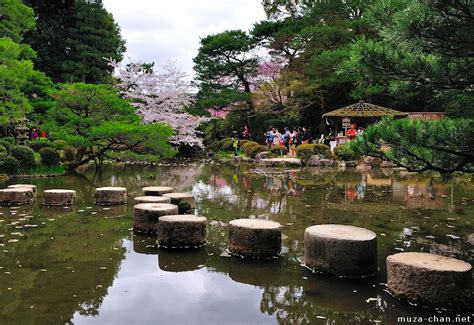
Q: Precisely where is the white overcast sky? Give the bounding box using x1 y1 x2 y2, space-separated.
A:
102 0 267 77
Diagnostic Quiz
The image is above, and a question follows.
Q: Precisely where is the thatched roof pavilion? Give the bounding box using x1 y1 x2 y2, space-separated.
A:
322 100 408 119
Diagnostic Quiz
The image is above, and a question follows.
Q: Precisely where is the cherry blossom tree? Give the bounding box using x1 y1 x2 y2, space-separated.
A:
109 59 205 147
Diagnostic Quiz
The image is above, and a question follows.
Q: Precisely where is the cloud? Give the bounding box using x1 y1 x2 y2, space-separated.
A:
103 0 267 77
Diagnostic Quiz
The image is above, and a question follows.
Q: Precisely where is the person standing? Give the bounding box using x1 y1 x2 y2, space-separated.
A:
232 137 240 156
302 127 312 144
273 128 281 147
283 127 291 151
242 126 250 139
29 128 38 140
265 127 274 148
289 128 298 157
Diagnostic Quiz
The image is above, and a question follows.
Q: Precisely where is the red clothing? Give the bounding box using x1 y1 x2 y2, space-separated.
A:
347 128 357 139
40 131 46 138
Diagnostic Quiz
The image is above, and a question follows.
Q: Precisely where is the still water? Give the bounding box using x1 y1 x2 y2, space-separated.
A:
0 163 472 324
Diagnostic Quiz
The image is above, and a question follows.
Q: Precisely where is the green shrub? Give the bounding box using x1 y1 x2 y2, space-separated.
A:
313 144 331 157
334 144 360 161
0 145 7 156
219 138 234 151
0 155 20 175
11 145 37 170
0 140 12 153
296 144 316 163
63 146 77 162
28 140 52 152
248 145 267 158
269 145 288 157
1 137 15 144
241 141 259 156
52 140 67 150
39 147 61 167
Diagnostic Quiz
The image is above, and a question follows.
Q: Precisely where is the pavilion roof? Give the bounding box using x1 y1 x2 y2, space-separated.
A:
322 100 408 118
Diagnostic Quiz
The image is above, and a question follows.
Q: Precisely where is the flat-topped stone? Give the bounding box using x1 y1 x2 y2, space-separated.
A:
163 192 195 214
134 196 171 204
387 252 472 309
8 184 37 195
142 186 174 196
133 203 179 234
228 218 282 258
95 187 127 205
43 189 76 206
157 215 207 248
258 158 302 167
0 188 34 205
306 224 376 241
304 224 377 277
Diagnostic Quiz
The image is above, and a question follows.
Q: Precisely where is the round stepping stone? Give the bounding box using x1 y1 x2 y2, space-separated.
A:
162 192 195 214
304 224 377 277
387 252 472 308
43 189 76 206
157 215 207 248
134 196 171 204
133 203 178 234
228 219 282 258
142 186 174 196
95 187 127 205
8 184 37 196
0 188 34 205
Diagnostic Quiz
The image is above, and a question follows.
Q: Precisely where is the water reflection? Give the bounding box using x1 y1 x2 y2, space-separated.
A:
0 164 472 324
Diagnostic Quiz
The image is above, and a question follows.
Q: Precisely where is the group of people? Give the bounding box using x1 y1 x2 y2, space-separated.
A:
264 127 312 157
29 128 47 140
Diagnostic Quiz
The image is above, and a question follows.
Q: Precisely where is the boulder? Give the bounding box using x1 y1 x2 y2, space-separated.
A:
258 158 302 168
142 186 174 196
380 160 396 168
307 155 323 167
255 151 271 162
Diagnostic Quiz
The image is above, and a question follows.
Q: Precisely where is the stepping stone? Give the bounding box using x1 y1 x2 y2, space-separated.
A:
228 218 282 258
134 196 171 204
387 252 472 308
95 187 127 205
133 203 178 234
8 184 37 196
43 189 76 206
157 215 207 248
0 188 34 205
162 192 195 214
258 158 302 167
142 186 174 196
304 224 377 277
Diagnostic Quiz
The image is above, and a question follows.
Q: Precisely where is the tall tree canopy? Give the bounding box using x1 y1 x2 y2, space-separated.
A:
44 83 175 169
24 0 126 83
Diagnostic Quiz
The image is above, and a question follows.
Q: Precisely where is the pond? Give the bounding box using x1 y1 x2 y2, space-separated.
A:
0 163 472 324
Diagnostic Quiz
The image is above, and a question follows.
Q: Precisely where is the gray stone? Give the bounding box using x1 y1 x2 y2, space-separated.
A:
319 159 336 167
228 218 282 258
255 151 271 162
8 184 37 196
387 252 472 308
258 158 302 168
344 161 358 168
95 187 127 205
43 189 76 206
142 186 174 196
133 203 179 234
304 224 377 277
468 233 474 246
162 192 195 214
0 188 34 205
380 160 396 168
307 155 323 166
157 215 207 248
134 196 171 204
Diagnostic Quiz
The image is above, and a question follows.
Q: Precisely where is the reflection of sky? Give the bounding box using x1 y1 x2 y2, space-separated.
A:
72 240 274 324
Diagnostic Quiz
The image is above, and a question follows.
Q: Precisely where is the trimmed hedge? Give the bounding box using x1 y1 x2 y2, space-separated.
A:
39 147 61 167
0 145 7 155
241 141 259 156
0 140 12 153
0 155 20 175
269 145 288 157
313 144 331 157
63 146 77 162
296 143 315 163
333 144 360 161
52 140 67 150
28 140 53 152
248 145 267 158
11 145 37 170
